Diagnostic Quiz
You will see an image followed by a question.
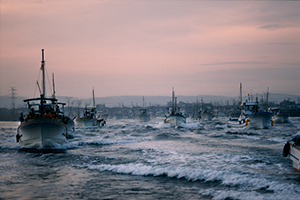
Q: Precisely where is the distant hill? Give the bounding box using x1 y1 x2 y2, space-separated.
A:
0 93 299 108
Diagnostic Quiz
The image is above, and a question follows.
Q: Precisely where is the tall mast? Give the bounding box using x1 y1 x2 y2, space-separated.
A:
239 83 242 109
92 87 95 107
142 96 145 107
172 87 175 108
266 87 269 108
41 49 45 98
52 73 56 99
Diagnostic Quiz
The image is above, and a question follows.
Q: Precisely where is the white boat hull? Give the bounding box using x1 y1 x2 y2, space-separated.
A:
284 141 300 172
164 114 186 126
227 120 246 128
17 119 67 146
75 118 103 127
246 112 273 129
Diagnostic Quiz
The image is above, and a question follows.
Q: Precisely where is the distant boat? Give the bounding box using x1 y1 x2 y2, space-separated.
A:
138 109 150 122
228 110 240 122
16 49 67 146
138 96 150 122
75 89 106 127
194 98 213 121
268 107 290 123
164 88 186 126
238 84 273 129
200 110 213 121
228 83 273 129
283 135 300 171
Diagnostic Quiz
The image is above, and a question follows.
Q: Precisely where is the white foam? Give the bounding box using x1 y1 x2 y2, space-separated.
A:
154 122 172 128
267 137 287 143
180 122 201 129
85 162 300 199
242 135 261 140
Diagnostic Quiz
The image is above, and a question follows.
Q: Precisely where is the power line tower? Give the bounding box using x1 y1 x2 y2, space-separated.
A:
9 87 17 113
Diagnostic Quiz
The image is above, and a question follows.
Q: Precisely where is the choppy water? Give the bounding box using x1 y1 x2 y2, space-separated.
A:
1 117 300 200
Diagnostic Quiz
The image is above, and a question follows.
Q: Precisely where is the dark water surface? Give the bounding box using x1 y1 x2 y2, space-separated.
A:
1 117 300 199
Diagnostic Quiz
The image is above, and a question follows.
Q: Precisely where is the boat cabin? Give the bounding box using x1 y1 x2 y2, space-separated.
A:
241 100 259 116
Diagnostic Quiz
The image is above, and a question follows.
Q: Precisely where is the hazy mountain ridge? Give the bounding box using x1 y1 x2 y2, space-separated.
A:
1 93 299 108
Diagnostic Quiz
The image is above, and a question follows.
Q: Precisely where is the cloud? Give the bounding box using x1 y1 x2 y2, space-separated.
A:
258 24 290 31
268 42 297 46
199 61 270 66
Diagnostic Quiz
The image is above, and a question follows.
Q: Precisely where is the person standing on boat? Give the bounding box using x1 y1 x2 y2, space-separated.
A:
26 108 38 121
43 110 53 119
50 108 59 119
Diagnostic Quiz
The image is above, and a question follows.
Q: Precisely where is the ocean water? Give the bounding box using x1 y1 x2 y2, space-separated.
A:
1 117 300 200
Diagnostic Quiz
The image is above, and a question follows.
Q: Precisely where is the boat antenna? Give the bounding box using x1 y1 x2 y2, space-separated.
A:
41 49 46 98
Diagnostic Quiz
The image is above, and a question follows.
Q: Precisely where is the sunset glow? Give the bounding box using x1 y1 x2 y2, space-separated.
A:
1 0 300 98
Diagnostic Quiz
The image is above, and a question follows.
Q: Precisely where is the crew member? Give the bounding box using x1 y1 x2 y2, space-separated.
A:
50 108 59 119
43 110 52 119
26 108 38 121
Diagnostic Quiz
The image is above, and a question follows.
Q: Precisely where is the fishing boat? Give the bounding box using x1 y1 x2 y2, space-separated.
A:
164 88 186 126
229 83 273 129
238 86 273 129
138 96 150 122
75 89 106 127
16 49 67 146
200 110 213 121
283 135 300 171
196 98 213 121
138 109 150 122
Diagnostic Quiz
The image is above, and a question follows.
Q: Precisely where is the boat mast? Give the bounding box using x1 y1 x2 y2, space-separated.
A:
92 87 95 107
172 87 175 108
266 87 269 108
52 73 56 99
239 83 242 109
41 49 46 98
142 96 145 107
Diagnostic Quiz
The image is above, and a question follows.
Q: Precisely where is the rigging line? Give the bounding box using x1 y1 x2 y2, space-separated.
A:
45 67 53 97
33 70 41 97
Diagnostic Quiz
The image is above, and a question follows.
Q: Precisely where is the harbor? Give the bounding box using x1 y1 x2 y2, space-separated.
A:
1 1 300 199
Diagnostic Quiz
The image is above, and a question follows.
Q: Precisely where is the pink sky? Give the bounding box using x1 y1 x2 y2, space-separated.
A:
1 0 300 98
